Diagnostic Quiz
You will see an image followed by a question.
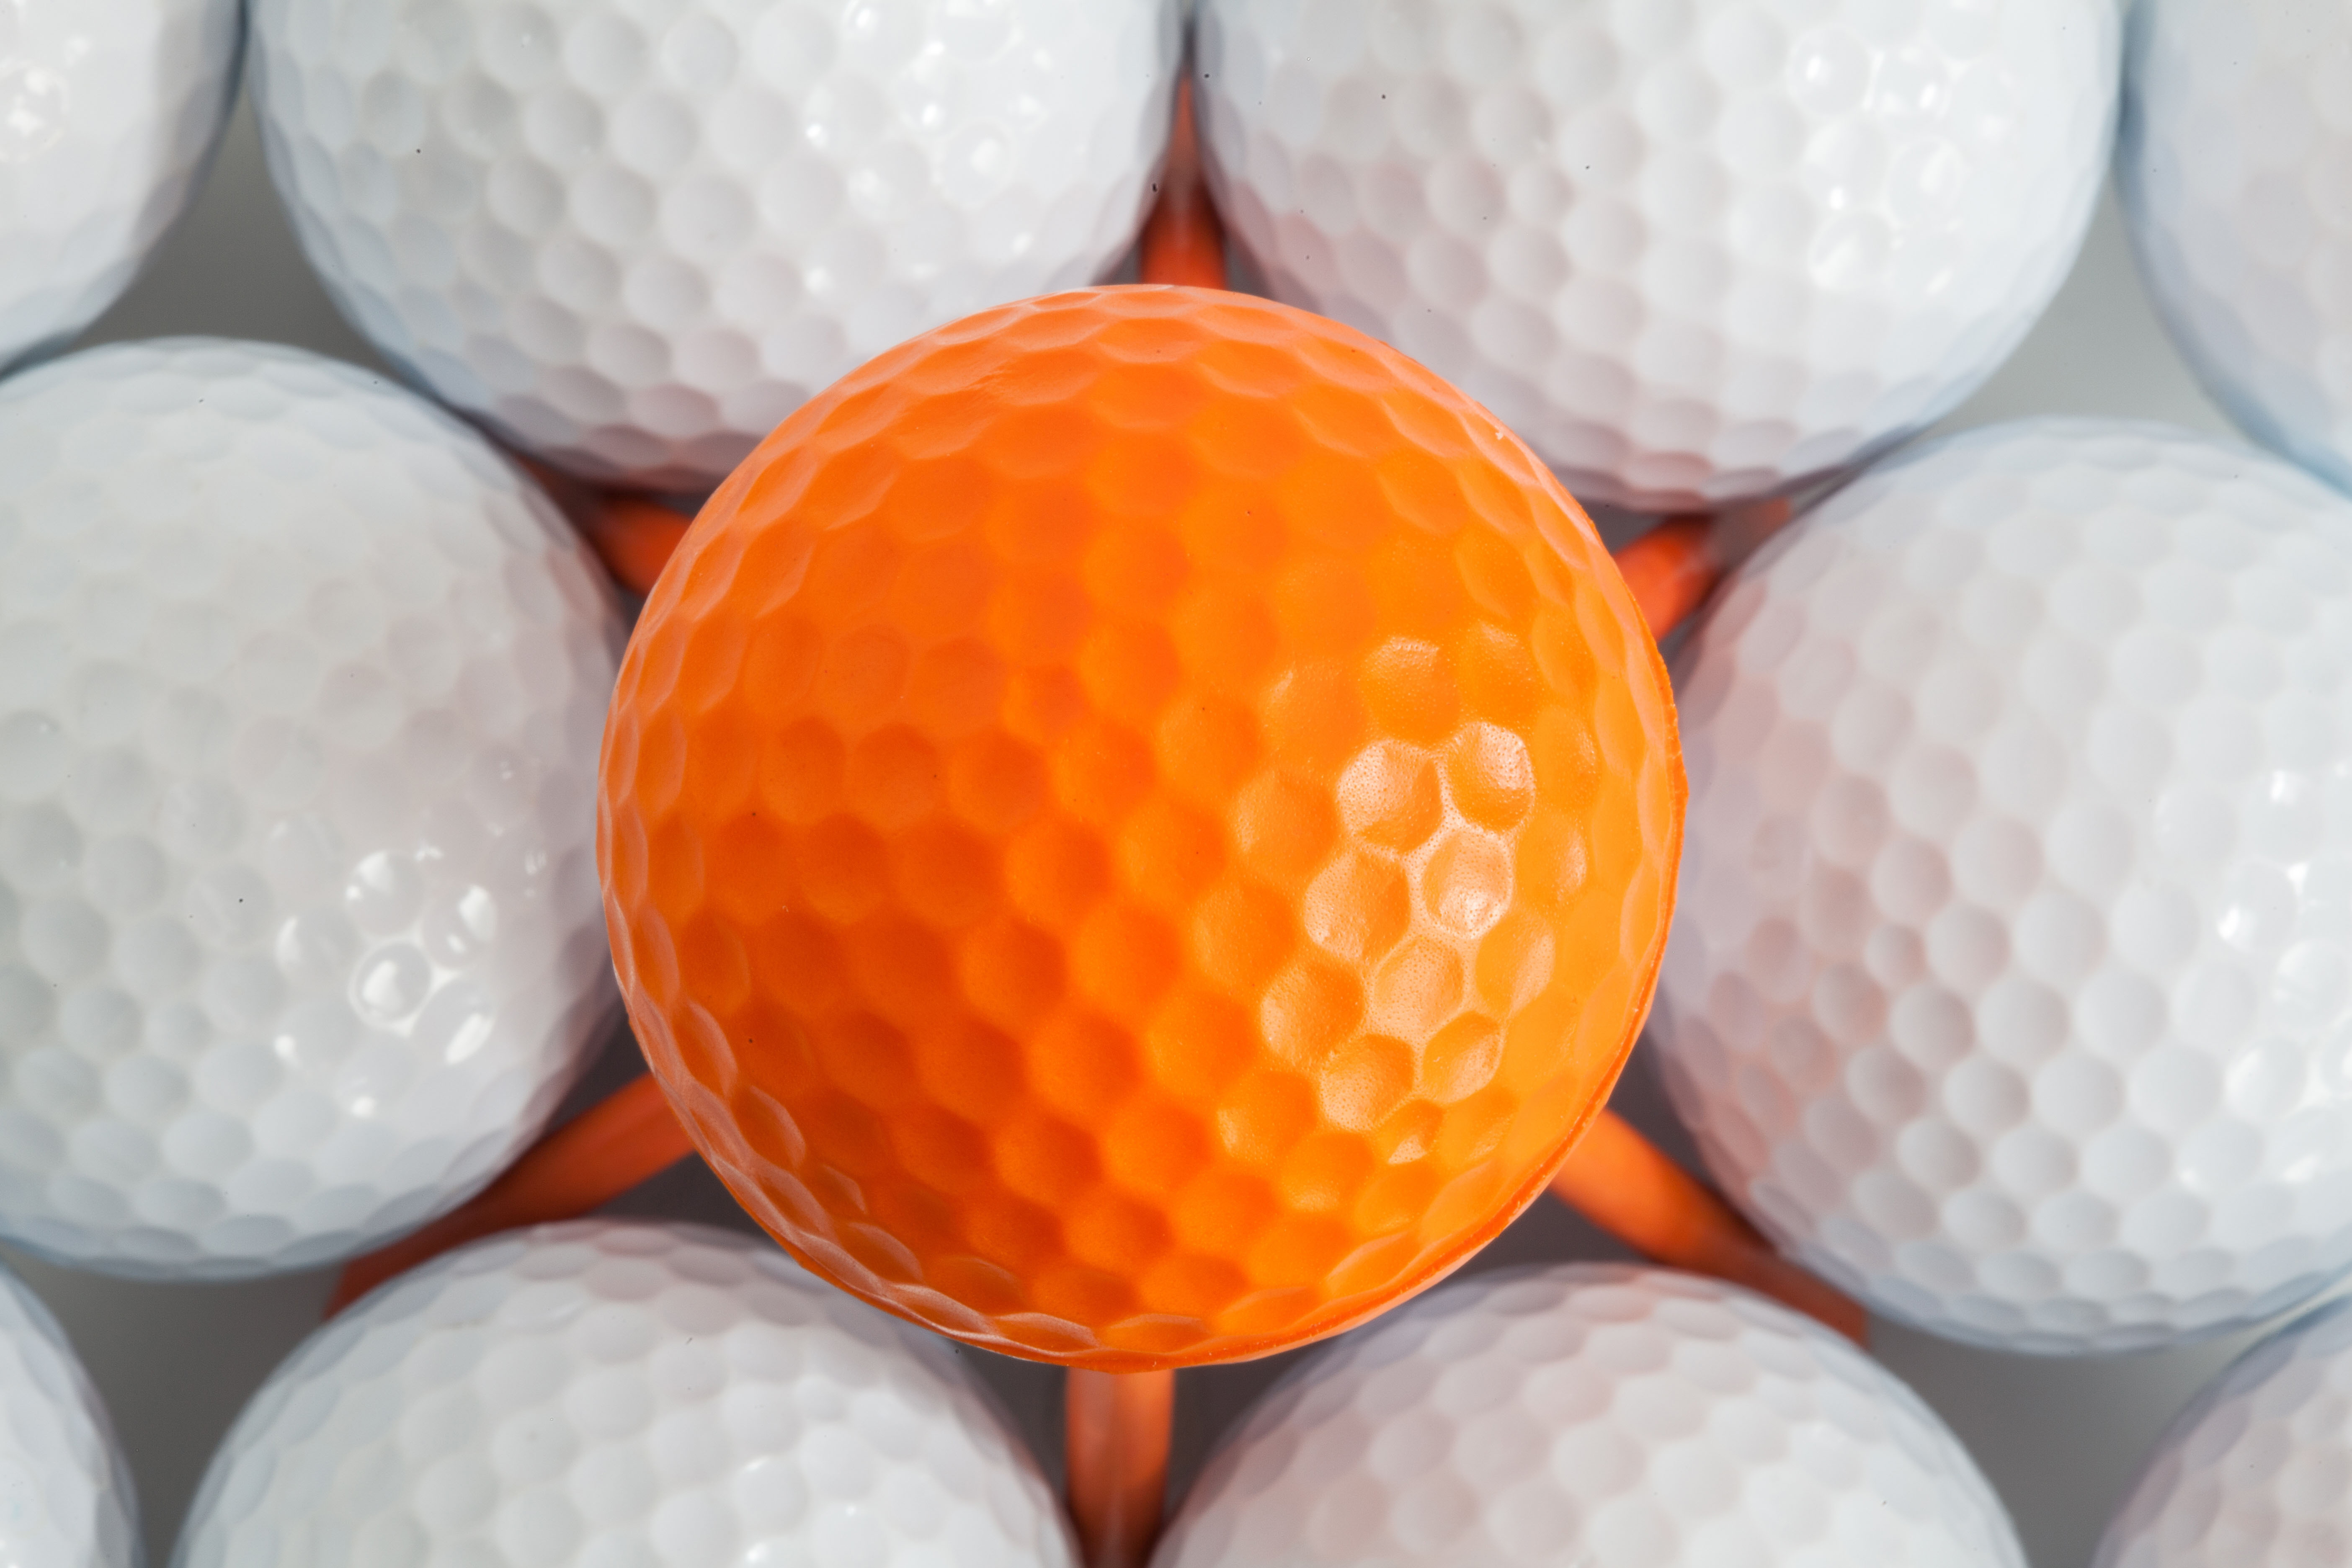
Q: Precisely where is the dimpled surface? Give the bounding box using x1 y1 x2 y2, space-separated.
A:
1195 0 2117 514
247 0 1180 493
0 0 241 373
0 1263 139 1568
174 1220 1075 1568
1658 418 2352 1354
2120 0 2352 495
601 286 1682 1369
2096 1293 2352 1568
0 339 624 1279
1155 1263 2023 1568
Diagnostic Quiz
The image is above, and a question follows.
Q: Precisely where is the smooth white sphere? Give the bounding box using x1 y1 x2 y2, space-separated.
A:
1154 1263 2023 1568
2120 0 2352 496
246 0 1182 493
1657 417 2352 1354
0 1262 138 1568
1195 0 2117 513
0 0 241 373
173 1220 1078 1568
0 338 623 1279
2095 1291 2352 1566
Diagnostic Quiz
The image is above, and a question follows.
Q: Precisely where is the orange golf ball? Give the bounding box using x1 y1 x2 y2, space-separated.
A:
598 286 1682 1368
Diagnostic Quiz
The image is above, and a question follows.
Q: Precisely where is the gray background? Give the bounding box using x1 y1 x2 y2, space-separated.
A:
3 79 2316 1568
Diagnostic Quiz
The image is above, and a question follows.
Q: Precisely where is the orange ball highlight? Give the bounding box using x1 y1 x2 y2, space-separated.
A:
598 286 1683 1369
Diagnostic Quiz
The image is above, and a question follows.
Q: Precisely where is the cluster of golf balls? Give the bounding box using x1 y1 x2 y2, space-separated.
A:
8 0 2352 1563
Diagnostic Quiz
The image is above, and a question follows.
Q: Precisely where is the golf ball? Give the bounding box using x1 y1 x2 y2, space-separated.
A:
0 338 623 1279
1656 417 2352 1354
173 1220 1077 1568
246 0 1182 494
0 1261 139 1568
2119 0 2352 496
1153 1262 2024 1568
599 285 1681 1369
1194 0 2118 514
0 0 242 374
2094 1290 2352 1567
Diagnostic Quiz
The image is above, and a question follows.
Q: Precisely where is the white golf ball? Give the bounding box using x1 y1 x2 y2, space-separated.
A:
174 1220 1078 1568
1194 0 2117 514
2094 1291 2352 1566
1656 417 2352 1354
0 1261 139 1568
0 338 623 1279
2119 0 2352 497
246 0 1182 494
1154 1262 2022 1568
0 0 242 374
